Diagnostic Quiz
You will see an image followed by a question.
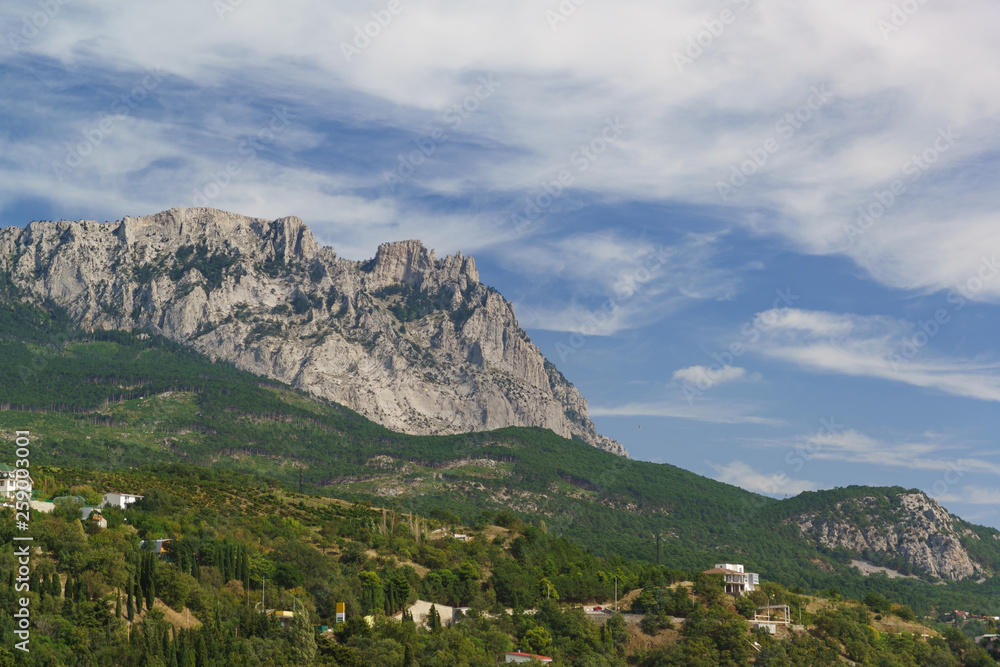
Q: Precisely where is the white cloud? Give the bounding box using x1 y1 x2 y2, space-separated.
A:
783 428 1000 476
707 460 817 496
510 233 737 334
4 0 999 304
672 364 747 388
590 399 782 426
751 308 1000 403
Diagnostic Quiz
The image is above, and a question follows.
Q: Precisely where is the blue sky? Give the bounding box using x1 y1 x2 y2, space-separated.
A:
2 0 1000 527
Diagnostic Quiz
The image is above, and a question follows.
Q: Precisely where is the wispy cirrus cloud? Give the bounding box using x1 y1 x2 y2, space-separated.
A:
590 398 782 426
672 364 747 388
751 308 1000 403
937 486 1000 506
3 0 999 307
751 428 1000 477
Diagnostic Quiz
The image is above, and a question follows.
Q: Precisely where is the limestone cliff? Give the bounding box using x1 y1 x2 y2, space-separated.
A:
794 491 990 581
0 207 627 456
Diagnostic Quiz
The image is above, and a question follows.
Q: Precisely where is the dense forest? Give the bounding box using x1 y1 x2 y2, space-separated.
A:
0 464 997 666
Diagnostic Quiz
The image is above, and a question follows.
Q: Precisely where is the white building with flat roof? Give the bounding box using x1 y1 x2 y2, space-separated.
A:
704 563 760 595
103 492 143 509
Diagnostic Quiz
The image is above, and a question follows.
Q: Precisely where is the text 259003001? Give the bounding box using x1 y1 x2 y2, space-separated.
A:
12 430 33 653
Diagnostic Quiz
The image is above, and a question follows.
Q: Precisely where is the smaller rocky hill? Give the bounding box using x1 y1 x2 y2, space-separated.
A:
785 487 999 581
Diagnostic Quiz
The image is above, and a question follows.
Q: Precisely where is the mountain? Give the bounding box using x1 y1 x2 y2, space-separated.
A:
777 486 1000 581
1 300 999 615
0 207 624 456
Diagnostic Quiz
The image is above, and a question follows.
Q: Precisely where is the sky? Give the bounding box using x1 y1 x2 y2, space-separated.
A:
2 0 999 528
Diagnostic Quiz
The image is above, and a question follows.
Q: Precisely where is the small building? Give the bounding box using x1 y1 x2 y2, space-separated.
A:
139 539 173 559
753 622 777 635
0 465 33 499
975 634 998 651
703 563 760 595
393 600 456 628
505 652 554 664
267 610 295 628
104 492 143 509
82 508 108 529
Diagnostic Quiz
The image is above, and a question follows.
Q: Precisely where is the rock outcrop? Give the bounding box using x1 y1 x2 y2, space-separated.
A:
795 492 984 580
0 207 627 456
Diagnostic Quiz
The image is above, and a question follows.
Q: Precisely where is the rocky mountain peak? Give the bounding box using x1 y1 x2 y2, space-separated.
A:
794 489 989 581
0 208 626 457
362 240 479 293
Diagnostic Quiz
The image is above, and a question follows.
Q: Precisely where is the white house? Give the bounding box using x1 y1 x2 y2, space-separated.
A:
704 563 760 595
505 652 553 664
104 492 143 509
0 464 32 500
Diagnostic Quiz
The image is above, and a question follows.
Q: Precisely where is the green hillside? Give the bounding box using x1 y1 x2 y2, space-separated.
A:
2 298 1000 617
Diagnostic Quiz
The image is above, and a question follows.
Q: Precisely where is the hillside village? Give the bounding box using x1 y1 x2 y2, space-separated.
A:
2 463 998 666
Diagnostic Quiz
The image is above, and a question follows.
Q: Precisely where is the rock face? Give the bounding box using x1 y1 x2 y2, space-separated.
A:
795 492 983 581
0 208 627 456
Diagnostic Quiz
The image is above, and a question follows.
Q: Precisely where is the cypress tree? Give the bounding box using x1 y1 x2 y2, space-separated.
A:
116 588 122 618
127 585 135 622
65 573 73 599
75 577 85 602
195 633 208 667
51 573 61 597
135 577 144 614
148 576 156 611
29 570 38 598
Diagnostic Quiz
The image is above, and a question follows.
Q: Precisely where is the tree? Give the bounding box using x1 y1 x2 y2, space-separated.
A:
427 604 442 633
523 626 552 655
289 608 318 665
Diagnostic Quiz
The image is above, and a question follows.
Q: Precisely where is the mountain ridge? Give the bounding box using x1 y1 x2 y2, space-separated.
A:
0 207 626 456
1 300 998 614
